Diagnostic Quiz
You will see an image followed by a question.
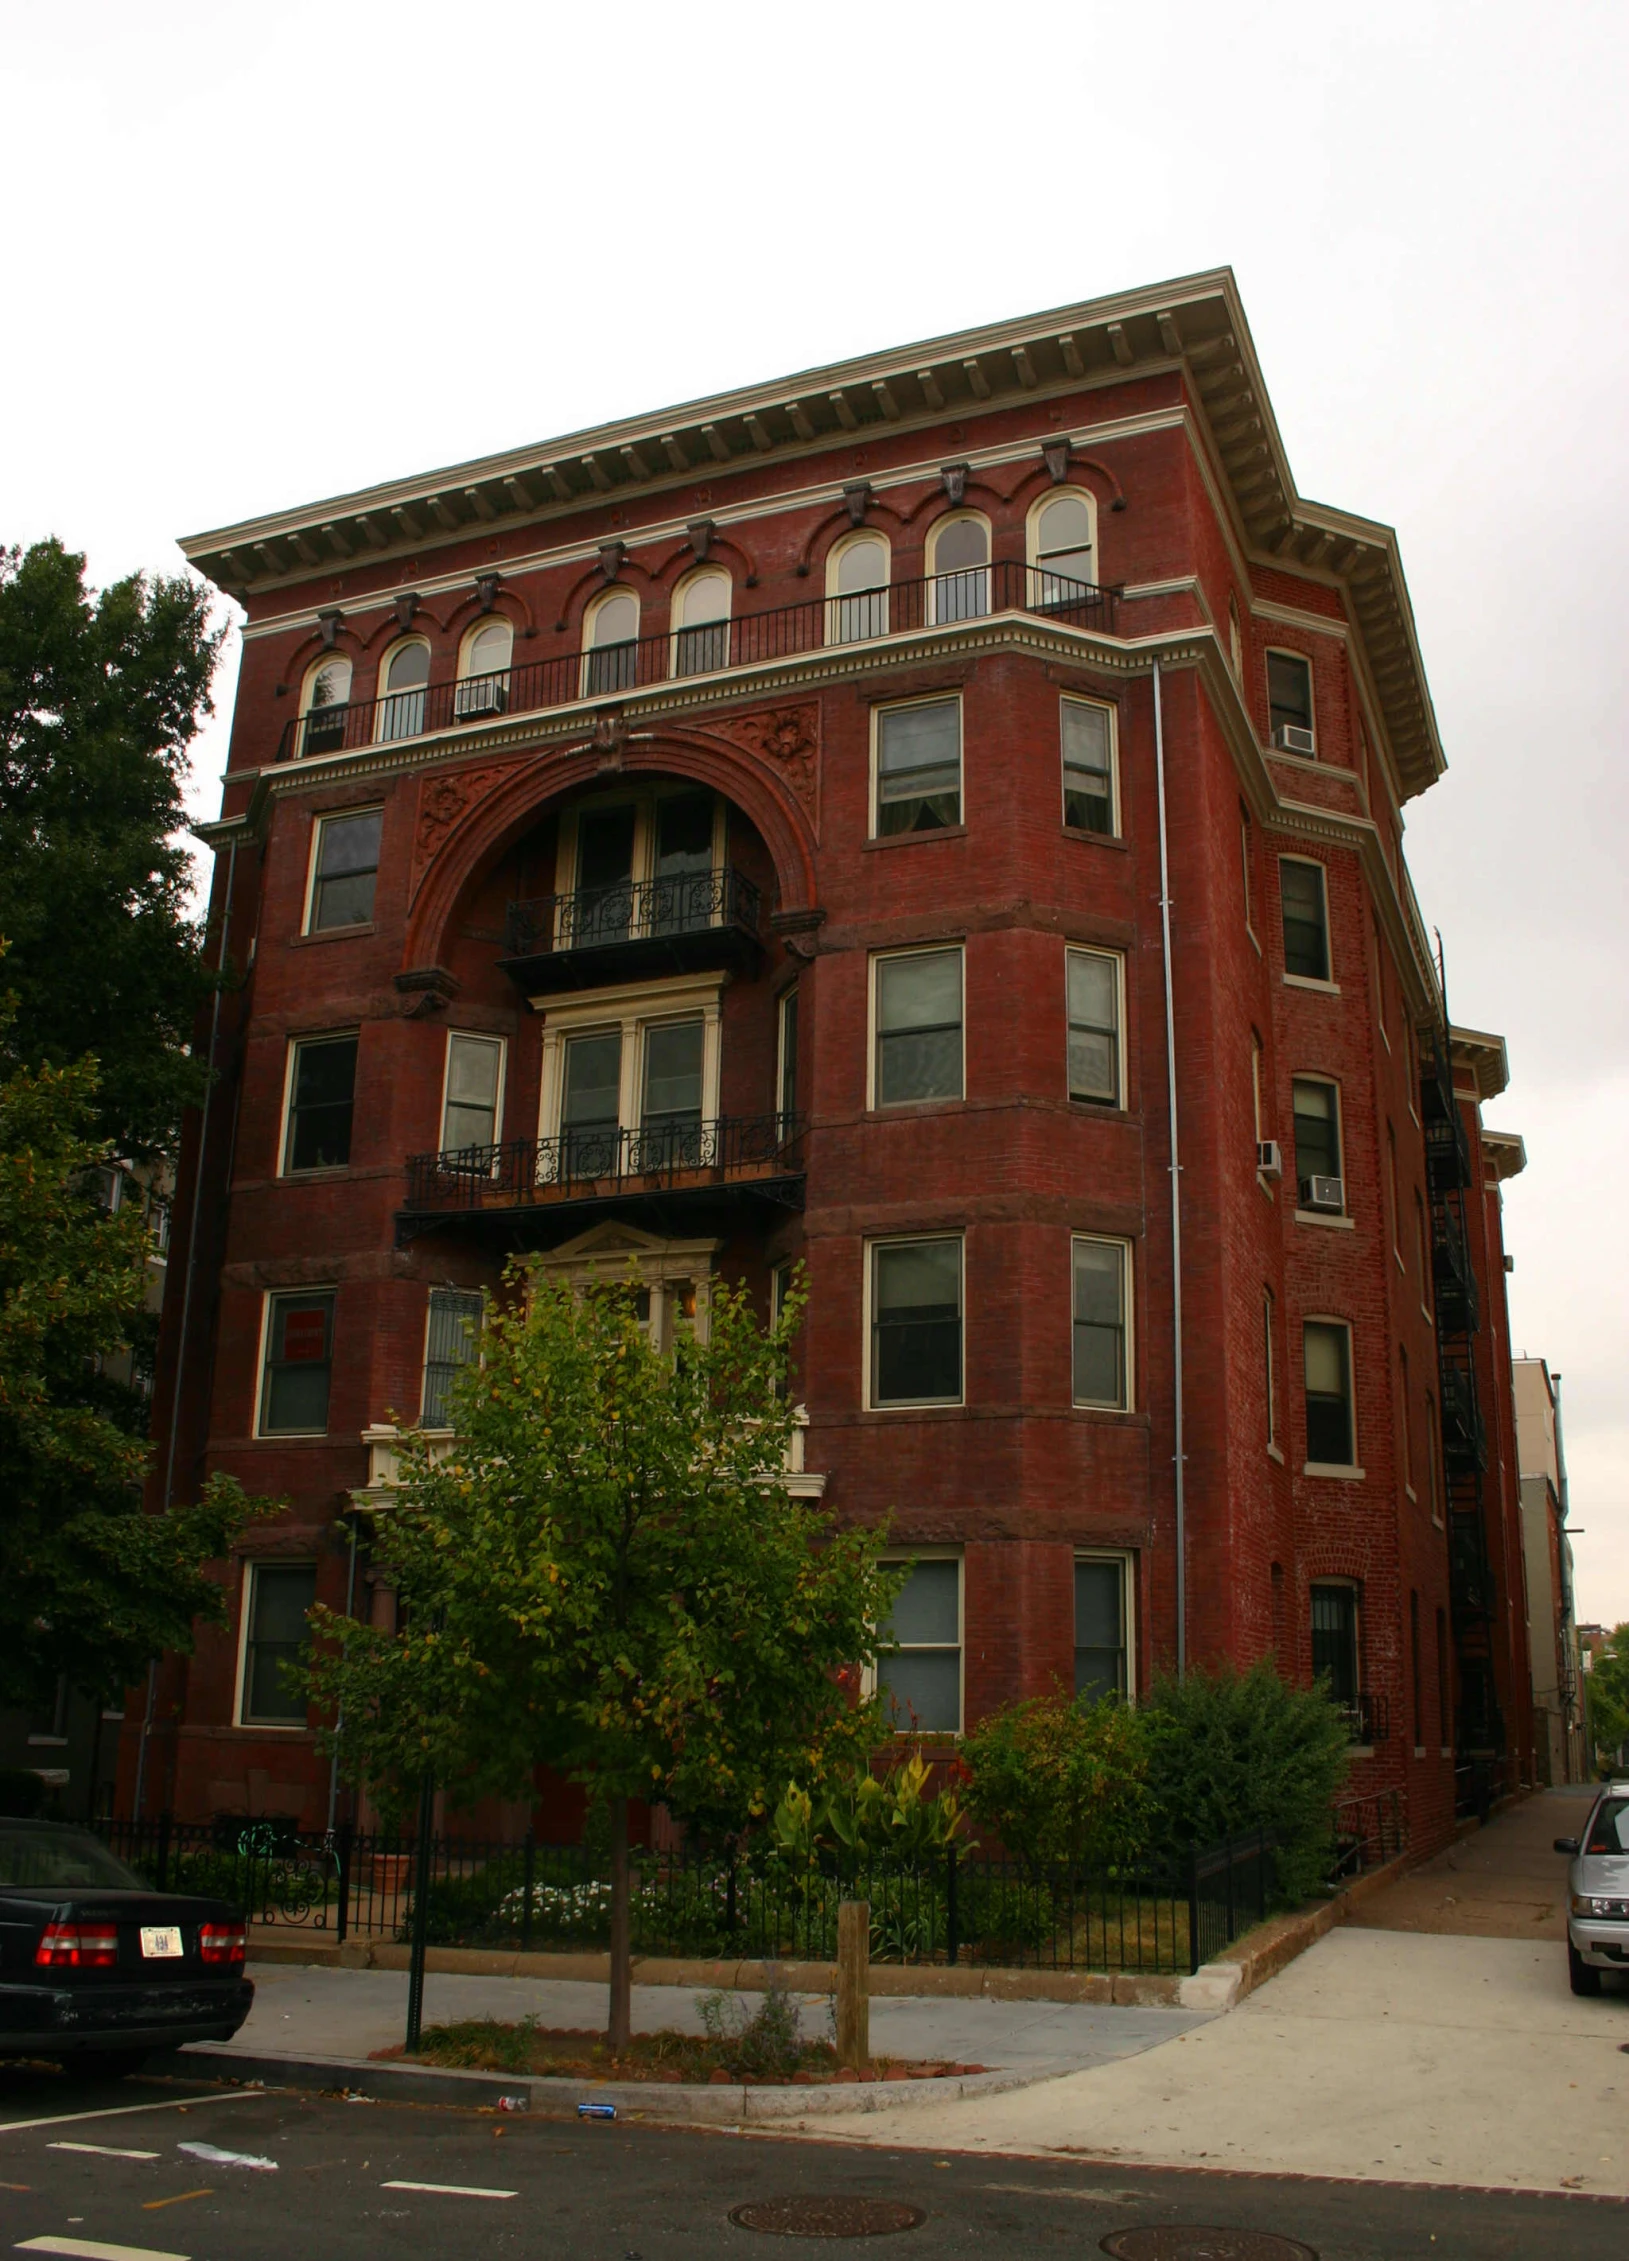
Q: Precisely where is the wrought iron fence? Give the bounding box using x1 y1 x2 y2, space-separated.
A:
505 865 761 961
275 562 1118 761
95 1819 1277 1976
403 1110 804 1216
1328 1786 1408 1879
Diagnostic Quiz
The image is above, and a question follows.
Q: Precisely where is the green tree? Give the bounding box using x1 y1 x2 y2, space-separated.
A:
1585 1625 1629 1771
0 538 223 1157
0 1016 260 1707
304 1266 897 2048
1140 1660 1353 1902
957 1691 1150 1873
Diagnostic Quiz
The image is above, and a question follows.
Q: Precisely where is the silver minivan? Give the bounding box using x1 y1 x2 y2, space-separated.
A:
1556 1783 1629 1996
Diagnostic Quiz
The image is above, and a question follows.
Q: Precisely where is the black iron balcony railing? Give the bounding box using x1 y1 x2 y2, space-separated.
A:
1338 1691 1390 1747
1439 1357 1488 1472
505 865 761 961
1430 1199 1480 1336
403 1111 805 1217
277 562 1117 761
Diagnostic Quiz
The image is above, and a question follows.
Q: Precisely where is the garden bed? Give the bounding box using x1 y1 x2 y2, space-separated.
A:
378 2015 987 2088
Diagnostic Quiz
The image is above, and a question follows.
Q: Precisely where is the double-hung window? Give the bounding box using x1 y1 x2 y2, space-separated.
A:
259 1290 335 1435
1268 652 1315 750
1310 1582 1360 1709
1075 1556 1132 1701
283 1035 357 1172
585 592 639 696
1304 1321 1355 1467
238 1563 316 1726
307 810 381 933
300 656 352 758
377 640 430 742
639 1019 706 1164
1292 1078 1342 1207
877 1557 962 1732
1067 948 1121 1106
874 698 961 835
1072 1236 1130 1409
422 1288 483 1427
1280 859 1331 982
674 572 732 677
777 985 800 1128
441 1033 505 1156
559 1029 624 1175
870 1237 963 1408
873 947 963 1105
1061 697 1116 835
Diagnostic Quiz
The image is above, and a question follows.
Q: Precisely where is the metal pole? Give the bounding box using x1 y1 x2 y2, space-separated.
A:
1152 657 1187 1672
137 837 239 1820
404 1769 435 2052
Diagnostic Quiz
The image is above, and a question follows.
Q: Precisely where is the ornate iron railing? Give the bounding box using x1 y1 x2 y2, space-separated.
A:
276 562 1118 760
404 1110 804 1215
505 865 760 960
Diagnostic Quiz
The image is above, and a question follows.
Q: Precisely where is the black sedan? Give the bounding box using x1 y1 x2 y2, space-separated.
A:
0 1817 254 2079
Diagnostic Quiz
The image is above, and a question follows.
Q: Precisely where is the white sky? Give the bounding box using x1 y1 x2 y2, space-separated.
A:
6 2 1625 1621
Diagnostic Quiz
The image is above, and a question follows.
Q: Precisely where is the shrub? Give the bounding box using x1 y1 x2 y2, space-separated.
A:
696 1975 807 2080
1140 1660 1352 1903
957 1692 1150 1872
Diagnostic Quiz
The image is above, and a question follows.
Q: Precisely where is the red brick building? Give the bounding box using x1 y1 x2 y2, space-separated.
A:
121 269 1533 1851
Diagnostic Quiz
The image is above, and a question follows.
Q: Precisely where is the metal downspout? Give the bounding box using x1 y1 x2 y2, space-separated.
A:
1152 658 1187 1673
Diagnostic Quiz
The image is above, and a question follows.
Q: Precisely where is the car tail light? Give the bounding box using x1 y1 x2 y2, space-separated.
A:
34 1921 120 1969
198 1921 247 1965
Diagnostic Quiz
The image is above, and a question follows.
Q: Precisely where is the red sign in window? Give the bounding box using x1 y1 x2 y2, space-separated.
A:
281 1307 328 1363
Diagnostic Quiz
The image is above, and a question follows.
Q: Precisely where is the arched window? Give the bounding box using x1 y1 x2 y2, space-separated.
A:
1030 491 1096 610
928 514 990 623
299 654 352 757
673 571 731 677
827 534 889 644
455 618 513 719
584 590 639 696
376 639 430 741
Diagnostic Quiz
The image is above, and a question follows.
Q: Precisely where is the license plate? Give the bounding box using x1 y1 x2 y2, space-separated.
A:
140 1925 183 1959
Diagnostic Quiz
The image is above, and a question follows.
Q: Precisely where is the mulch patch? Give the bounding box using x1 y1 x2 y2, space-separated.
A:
373 2019 985 2087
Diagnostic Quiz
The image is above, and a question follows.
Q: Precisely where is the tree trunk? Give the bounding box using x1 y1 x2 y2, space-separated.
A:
607 1793 631 2053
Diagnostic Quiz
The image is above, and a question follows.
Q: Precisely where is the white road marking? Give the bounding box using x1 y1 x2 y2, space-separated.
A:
17 2238 192 2261
46 2145 160 2162
0 2093 261 2137
380 2179 517 2199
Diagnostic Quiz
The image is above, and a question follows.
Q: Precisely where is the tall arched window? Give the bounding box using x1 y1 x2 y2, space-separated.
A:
376 639 430 741
827 534 889 644
455 618 513 718
300 654 352 757
584 590 639 696
1030 492 1096 609
928 515 989 623
673 571 731 677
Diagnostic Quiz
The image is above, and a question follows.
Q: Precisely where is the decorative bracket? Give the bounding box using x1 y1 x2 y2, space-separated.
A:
393 965 460 1019
842 481 872 528
1042 438 1072 486
686 518 716 560
317 607 344 649
771 905 827 961
592 709 627 772
940 462 970 506
392 591 421 632
597 539 627 581
474 572 501 613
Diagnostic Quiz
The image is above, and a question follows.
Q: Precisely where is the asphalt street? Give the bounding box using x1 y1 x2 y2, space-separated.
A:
0 2068 1624 2261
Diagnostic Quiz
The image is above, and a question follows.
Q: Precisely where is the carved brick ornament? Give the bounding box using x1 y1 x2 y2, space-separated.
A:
410 762 519 901
712 703 820 822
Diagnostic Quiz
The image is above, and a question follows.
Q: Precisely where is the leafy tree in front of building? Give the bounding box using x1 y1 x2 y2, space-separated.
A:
304 1266 899 2050
0 1007 258 1710
1586 1626 1629 1771
0 538 223 1158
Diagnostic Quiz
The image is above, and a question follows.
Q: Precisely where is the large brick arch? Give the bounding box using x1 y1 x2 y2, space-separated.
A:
401 718 820 974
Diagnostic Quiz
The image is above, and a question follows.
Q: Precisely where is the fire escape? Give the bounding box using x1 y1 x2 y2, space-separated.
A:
1421 1026 1504 1799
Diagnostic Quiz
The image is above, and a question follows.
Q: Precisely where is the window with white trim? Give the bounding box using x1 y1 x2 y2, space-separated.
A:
1072 1236 1130 1409
673 570 732 676
778 983 800 1126
1291 1078 1342 1207
870 1236 963 1408
1304 1321 1355 1467
583 590 640 696
441 1032 505 1154
1066 947 1122 1106
873 696 961 836
1267 651 1315 748
1029 490 1095 605
258 1290 335 1436
307 809 382 933
422 1288 483 1427
827 534 889 643
376 638 430 742
283 1034 357 1172
1263 1288 1278 1448
238 1562 316 1726
872 946 963 1106
299 654 353 757
1310 1580 1361 1710
538 975 726 1179
1061 696 1117 835
556 787 723 949
455 617 513 718
1280 858 1331 982
877 1556 962 1732
927 513 989 622
1075 1554 1133 1701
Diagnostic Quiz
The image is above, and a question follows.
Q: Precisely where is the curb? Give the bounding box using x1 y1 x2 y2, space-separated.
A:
156 2044 1054 2123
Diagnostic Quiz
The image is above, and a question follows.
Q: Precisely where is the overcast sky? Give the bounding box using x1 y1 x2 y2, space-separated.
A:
7 2 1626 1621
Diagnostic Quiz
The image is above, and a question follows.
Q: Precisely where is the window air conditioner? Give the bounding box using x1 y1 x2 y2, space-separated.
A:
1256 1140 1283 1178
1300 1175 1345 1213
454 676 508 720
1272 724 1316 756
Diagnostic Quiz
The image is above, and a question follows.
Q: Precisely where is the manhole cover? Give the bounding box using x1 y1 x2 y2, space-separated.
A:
730 2196 926 2238
1102 2233 1317 2261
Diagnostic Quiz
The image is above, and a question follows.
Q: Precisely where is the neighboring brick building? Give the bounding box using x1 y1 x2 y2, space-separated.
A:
1512 1354 1588 1783
119 268 1531 1854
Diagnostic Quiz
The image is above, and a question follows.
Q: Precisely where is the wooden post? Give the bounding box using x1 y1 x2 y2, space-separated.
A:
836 1898 870 2071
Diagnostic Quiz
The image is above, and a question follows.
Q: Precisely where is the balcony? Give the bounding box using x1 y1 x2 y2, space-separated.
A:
1430 1200 1480 1336
1339 1692 1390 1747
399 1112 805 1244
500 866 763 995
275 562 1118 762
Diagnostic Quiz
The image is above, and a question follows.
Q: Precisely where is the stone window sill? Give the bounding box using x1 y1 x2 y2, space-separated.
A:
1303 1461 1366 1481
1295 1209 1355 1230
863 825 968 853
1283 974 1341 996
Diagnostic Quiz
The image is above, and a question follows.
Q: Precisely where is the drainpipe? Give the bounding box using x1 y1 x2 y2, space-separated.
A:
135 838 239 1821
1152 657 1187 1674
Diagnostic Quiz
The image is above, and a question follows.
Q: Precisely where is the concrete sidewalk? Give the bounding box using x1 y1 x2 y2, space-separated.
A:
211 1960 1213 2080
